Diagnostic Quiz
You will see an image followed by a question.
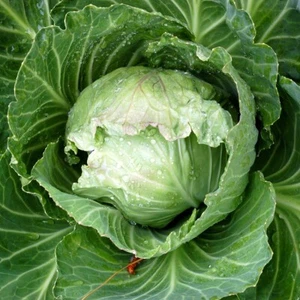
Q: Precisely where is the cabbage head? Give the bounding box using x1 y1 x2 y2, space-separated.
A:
0 1 300 299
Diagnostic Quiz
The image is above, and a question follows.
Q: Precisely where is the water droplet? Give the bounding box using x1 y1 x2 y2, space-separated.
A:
27 233 40 240
42 219 54 225
129 220 137 226
122 175 129 182
206 200 212 206
73 280 84 286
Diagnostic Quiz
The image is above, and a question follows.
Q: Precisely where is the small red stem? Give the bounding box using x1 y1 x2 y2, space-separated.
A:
81 257 144 300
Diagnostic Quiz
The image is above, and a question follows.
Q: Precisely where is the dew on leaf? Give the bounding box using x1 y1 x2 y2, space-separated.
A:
26 233 40 240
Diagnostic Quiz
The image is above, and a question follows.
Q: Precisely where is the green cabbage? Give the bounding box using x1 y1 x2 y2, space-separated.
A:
66 66 233 228
0 1 299 299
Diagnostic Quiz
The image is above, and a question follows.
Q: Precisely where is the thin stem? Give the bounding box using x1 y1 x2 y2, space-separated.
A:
81 258 144 300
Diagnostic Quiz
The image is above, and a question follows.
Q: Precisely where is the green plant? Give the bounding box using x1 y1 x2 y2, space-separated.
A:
0 1 299 299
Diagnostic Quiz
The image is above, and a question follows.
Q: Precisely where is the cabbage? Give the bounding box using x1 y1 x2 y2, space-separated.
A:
0 1 299 299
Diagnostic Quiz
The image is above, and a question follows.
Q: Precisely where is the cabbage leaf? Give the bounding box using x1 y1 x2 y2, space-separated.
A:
0 1 299 299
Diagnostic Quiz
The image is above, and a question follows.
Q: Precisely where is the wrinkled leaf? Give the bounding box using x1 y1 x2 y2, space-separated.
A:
0 150 72 299
0 0 53 153
236 0 300 81
8 4 190 178
52 0 280 129
54 172 275 300
32 33 258 258
252 77 300 299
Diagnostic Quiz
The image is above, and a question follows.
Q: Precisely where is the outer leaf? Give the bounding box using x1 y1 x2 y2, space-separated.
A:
0 0 53 153
258 77 300 188
257 212 300 299
0 150 73 299
52 0 280 128
145 34 259 238
236 0 300 81
54 172 275 300
225 210 300 300
32 140 203 259
252 77 300 299
9 4 257 259
53 0 250 47
8 4 190 178
32 34 258 259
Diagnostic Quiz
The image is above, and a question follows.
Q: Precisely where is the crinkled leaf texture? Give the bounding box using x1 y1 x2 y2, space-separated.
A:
0 151 73 299
0 1 72 298
52 0 280 129
8 4 191 178
9 4 258 260
1 1 299 300
245 77 300 299
0 0 53 152
236 0 300 82
54 172 275 300
66 66 233 228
